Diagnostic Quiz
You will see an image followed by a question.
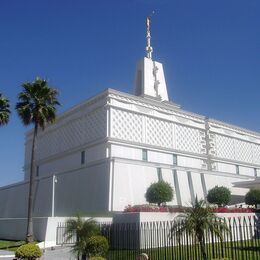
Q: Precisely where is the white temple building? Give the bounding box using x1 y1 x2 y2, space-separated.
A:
0 17 260 242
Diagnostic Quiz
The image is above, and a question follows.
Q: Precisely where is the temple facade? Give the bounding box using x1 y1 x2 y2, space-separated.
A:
0 17 259 242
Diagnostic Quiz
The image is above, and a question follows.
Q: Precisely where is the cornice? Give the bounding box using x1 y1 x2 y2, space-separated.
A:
209 119 260 139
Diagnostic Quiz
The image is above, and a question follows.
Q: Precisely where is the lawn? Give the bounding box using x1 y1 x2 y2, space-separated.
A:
0 240 26 252
107 239 260 260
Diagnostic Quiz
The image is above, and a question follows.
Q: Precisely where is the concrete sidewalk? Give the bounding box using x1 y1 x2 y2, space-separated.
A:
41 246 76 260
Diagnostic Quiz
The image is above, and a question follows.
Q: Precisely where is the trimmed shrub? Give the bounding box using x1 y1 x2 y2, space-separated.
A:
145 181 174 206
245 189 260 207
207 186 231 207
86 235 109 257
15 243 42 260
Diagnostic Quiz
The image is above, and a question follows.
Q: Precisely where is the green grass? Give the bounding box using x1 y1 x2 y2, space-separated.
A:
107 239 260 259
0 240 26 252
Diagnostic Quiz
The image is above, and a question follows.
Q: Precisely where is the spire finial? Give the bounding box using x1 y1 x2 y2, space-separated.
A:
146 11 155 59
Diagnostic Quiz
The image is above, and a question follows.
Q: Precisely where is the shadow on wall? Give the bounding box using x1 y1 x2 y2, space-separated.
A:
229 195 245 205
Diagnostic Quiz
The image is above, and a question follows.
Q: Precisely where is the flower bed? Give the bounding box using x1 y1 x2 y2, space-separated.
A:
212 207 258 213
124 204 260 213
124 204 185 213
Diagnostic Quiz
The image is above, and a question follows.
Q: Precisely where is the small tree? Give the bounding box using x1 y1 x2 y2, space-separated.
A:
245 189 260 208
207 186 231 207
171 197 229 260
65 215 100 260
145 181 174 206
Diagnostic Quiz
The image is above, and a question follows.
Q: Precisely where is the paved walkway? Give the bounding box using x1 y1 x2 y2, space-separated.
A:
0 250 15 259
41 246 76 260
0 246 76 260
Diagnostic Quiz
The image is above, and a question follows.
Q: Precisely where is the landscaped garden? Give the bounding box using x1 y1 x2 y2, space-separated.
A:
5 182 260 259
55 182 260 259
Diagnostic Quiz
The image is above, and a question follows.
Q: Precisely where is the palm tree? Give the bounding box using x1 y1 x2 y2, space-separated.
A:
16 78 60 242
0 93 10 126
171 197 229 260
65 215 100 260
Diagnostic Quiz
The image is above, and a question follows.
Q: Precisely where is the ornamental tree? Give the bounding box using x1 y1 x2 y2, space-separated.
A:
171 197 229 260
207 186 231 207
245 189 260 208
145 181 174 206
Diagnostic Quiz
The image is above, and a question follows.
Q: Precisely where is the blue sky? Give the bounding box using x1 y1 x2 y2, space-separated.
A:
0 0 259 186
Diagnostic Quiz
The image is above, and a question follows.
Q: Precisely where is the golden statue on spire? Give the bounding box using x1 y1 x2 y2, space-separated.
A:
146 12 154 59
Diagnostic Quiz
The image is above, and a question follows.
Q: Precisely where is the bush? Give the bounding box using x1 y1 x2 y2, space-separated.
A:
15 243 42 260
145 181 174 206
207 186 231 207
245 189 260 207
85 235 109 257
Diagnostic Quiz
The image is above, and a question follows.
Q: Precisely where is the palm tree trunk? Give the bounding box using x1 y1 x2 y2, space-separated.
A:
26 124 38 243
199 238 207 260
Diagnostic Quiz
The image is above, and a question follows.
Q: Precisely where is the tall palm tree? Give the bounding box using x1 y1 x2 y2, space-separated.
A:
65 215 100 260
171 197 229 260
16 78 60 242
0 93 10 126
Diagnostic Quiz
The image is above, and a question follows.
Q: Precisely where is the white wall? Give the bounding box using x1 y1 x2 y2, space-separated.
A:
111 145 142 160
0 182 28 218
176 171 191 206
29 143 108 179
203 173 248 203
178 156 203 168
112 162 158 211
54 161 110 216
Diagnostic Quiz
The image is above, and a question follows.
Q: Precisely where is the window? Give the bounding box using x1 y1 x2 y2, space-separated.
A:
254 168 258 177
157 168 162 181
142 149 148 161
236 165 239 175
173 154 178 166
36 166 39 177
81 151 86 165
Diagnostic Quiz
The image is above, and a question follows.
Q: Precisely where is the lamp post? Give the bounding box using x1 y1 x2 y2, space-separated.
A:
51 175 57 217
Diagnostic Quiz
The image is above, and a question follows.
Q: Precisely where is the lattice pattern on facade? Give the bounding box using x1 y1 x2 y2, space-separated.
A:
37 108 106 160
109 93 205 123
235 140 253 163
215 135 235 160
252 144 260 164
146 117 173 148
111 109 143 143
215 134 260 165
175 125 201 153
86 109 106 143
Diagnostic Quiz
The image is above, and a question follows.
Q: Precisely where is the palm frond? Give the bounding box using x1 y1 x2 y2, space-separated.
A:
65 215 100 257
0 93 10 126
171 197 229 247
15 78 60 129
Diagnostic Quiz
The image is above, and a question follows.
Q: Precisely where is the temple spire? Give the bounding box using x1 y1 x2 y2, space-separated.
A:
146 12 154 59
135 13 169 101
